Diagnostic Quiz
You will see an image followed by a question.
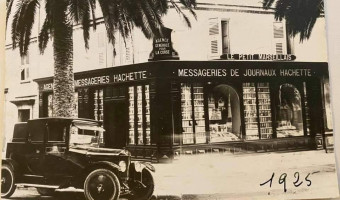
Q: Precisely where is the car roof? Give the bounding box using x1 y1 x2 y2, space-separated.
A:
28 117 101 124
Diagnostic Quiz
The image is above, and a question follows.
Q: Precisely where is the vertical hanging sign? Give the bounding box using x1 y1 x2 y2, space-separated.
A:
149 27 179 61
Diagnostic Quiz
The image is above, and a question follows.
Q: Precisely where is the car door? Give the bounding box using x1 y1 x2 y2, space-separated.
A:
42 122 80 178
25 121 46 175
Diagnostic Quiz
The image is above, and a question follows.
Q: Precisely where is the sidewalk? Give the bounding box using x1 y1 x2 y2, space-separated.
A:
152 150 339 200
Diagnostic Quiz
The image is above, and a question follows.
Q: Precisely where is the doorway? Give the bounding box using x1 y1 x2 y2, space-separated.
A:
104 100 128 149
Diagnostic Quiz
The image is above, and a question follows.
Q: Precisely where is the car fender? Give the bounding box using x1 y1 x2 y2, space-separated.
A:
132 161 155 173
84 161 121 174
2 158 20 176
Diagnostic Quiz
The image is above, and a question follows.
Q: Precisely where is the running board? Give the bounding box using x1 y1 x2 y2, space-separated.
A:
15 183 59 189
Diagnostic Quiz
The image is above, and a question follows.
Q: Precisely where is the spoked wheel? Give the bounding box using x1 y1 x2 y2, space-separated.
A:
37 188 56 196
129 169 155 200
84 169 120 200
1 164 16 198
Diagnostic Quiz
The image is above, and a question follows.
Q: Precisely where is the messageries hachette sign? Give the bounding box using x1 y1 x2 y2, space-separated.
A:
149 27 179 61
220 54 296 61
40 71 149 91
177 68 313 77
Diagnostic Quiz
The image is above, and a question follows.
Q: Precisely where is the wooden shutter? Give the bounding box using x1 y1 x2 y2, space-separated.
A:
98 32 105 66
273 22 287 54
125 38 133 64
208 18 221 59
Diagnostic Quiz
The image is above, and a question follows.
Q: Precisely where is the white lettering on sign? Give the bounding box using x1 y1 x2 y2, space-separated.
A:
75 76 110 87
112 71 147 83
279 69 312 77
43 83 53 90
178 69 228 77
243 69 277 77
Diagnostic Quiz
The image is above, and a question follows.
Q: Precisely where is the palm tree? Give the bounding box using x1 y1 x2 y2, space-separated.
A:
263 0 324 42
7 0 196 117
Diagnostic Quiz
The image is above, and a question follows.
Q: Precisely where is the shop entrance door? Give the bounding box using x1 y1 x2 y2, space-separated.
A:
104 100 128 149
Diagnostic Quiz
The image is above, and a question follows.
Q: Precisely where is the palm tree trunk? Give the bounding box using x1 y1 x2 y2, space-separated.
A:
52 0 76 117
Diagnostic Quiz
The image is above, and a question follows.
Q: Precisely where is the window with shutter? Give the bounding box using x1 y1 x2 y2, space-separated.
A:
273 22 287 54
20 53 30 82
208 18 222 59
221 20 230 54
98 32 106 66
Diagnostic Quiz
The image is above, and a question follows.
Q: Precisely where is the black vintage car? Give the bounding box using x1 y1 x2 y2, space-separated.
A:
1 118 155 200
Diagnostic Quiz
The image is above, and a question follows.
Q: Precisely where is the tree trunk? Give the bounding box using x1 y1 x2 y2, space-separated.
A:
52 0 76 117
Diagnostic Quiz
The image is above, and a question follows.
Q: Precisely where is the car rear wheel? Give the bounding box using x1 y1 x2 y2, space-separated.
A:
1 164 16 198
37 188 56 196
84 169 120 200
129 169 155 200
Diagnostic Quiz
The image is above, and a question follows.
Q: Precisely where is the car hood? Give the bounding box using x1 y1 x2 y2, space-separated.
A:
69 145 129 156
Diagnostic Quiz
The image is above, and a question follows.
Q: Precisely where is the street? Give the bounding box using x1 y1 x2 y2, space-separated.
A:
3 150 340 200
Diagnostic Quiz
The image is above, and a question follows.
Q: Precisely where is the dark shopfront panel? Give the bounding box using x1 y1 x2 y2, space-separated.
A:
36 61 331 161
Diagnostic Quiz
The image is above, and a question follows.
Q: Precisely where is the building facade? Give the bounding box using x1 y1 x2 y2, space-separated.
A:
4 1 333 160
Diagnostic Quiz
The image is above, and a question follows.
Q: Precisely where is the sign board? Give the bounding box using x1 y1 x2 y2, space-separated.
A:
220 54 296 61
149 27 179 61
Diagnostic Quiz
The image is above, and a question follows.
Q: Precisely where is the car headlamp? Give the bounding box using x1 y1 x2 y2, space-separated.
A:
119 161 127 172
134 162 144 172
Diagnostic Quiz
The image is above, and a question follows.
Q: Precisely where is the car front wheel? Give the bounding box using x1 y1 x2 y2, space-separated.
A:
129 169 155 200
1 164 16 198
84 169 120 200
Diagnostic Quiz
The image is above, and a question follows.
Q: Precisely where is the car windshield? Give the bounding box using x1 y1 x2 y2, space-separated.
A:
69 121 105 148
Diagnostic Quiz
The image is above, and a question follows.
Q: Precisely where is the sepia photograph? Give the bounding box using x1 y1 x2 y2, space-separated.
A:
1 0 339 200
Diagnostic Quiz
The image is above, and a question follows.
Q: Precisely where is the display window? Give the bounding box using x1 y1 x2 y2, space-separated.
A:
181 83 206 144
47 93 53 117
303 82 310 135
128 85 151 145
93 89 104 121
243 83 273 140
323 79 333 130
276 83 303 137
208 84 241 142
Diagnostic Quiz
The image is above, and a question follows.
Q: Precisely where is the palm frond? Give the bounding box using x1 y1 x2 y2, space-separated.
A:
97 0 117 45
38 18 51 54
264 0 323 42
11 0 39 56
262 0 276 9
6 0 15 28
69 0 92 48
88 0 97 30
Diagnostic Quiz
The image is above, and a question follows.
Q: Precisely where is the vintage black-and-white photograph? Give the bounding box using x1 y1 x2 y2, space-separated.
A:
1 0 339 199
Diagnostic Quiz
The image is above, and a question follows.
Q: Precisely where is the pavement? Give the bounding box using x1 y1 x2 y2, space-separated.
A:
2 150 340 200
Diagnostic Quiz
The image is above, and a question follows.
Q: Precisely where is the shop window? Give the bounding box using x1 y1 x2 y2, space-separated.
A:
208 84 241 143
323 79 333 130
128 85 150 145
18 109 30 122
181 83 206 144
93 89 104 121
303 82 310 135
47 93 53 117
74 92 78 118
276 84 303 137
243 83 273 140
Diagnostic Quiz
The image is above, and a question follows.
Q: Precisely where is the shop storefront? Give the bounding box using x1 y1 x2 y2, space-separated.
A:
35 61 332 161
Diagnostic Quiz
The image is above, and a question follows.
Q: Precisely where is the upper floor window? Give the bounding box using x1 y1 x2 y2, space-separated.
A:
273 22 288 55
20 54 30 82
221 20 230 55
208 18 230 59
